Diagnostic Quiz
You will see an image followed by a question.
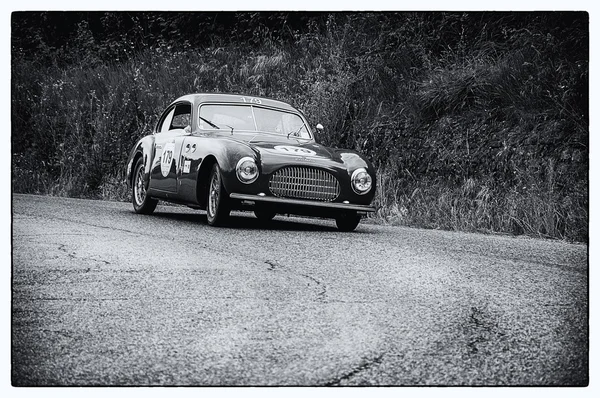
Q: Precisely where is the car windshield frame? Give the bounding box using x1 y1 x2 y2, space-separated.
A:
197 103 313 140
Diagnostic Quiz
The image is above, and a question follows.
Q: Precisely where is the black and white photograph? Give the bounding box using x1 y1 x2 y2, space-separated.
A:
8 1 591 389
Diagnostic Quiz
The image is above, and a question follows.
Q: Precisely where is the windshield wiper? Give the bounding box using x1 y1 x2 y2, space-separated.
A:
287 125 306 139
199 116 220 130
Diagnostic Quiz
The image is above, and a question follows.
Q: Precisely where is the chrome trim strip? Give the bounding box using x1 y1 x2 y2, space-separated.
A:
229 193 375 212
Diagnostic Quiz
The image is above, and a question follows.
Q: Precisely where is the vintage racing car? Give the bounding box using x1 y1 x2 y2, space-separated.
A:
125 93 376 231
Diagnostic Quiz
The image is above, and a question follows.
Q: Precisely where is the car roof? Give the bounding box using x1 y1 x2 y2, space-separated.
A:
172 93 298 112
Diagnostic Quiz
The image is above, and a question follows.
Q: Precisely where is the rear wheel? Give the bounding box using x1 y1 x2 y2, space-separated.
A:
206 164 230 226
132 158 158 214
335 211 361 232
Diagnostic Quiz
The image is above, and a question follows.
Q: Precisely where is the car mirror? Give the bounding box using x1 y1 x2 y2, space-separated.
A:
313 123 324 141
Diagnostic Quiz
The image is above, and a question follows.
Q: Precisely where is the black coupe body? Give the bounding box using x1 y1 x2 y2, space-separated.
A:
125 93 376 231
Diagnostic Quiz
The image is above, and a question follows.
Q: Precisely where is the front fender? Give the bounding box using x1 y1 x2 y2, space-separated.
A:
203 138 260 195
178 135 259 205
333 149 377 203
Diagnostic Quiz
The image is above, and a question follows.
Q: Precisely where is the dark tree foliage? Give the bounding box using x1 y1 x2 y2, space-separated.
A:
12 11 331 63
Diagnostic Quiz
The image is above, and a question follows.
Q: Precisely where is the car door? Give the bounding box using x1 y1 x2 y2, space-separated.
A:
150 102 192 193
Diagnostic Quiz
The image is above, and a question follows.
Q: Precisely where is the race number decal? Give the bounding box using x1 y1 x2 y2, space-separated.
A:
160 142 175 177
240 96 262 104
273 145 316 156
183 160 191 174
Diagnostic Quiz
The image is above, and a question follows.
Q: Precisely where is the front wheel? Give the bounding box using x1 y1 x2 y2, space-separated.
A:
132 158 158 214
335 211 361 232
206 164 230 226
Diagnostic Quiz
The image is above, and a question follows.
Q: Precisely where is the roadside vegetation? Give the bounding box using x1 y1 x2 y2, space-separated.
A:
11 12 588 241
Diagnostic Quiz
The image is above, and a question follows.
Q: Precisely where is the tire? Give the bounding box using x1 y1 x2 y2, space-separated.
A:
254 207 276 223
335 211 361 232
206 163 230 226
132 158 158 214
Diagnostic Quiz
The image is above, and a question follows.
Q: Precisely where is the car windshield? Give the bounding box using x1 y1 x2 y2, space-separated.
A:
198 104 311 139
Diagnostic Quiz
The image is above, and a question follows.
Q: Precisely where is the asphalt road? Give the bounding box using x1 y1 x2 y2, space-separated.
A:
11 194 588 386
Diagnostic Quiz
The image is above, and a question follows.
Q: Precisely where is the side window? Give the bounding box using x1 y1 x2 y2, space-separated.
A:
170 104 192 130
158 108 175 133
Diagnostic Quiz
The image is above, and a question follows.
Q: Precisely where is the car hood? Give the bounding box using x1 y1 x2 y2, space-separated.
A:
218 131 372 174
250 137 335 160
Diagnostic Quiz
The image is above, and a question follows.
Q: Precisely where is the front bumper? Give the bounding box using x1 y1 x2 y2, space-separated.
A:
228 193 375 213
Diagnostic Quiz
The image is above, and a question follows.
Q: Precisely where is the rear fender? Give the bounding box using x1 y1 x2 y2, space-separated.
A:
125 135 156 188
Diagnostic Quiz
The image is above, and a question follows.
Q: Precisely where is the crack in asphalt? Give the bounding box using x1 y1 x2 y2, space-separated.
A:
445 245 587 276
14 233 96 238
264 260 327 301
323 353 385 386
16 211 273 267
14 212 142 236
40 329 74 338
15 211 252 266
463 306 504 356
265 260 281 271
58 244 76 259
15 296 321 302
58 244 111 265
297 272 327 301
16 210 340 299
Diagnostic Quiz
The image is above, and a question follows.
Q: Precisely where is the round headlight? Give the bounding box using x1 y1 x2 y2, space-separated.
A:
351 168 372 195
236 157 259 184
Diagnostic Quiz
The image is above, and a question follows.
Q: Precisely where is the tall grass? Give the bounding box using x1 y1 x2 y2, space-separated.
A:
12 12 588 241
374 165 587 240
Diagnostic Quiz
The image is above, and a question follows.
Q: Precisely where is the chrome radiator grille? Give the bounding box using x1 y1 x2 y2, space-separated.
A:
269 167 340 202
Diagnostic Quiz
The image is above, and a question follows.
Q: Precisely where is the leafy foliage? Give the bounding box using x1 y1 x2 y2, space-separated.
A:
11 12 588 240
